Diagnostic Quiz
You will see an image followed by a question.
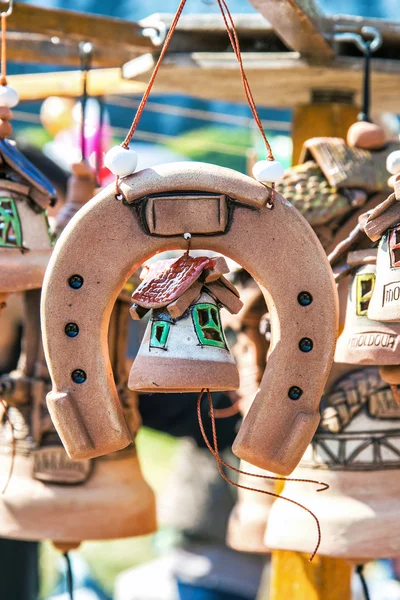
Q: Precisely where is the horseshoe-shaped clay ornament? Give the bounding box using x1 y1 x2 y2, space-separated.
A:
41 162 338 476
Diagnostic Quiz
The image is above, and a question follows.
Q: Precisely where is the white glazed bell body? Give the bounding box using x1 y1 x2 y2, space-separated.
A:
387 150 400 176
368 226 400 322
129 292 239 393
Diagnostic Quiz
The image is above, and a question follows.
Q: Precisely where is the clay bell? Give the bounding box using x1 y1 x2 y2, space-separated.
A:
0 136 56 298
129 254 242 393
266 368 400 560
335 252 400 365
0 290 156 546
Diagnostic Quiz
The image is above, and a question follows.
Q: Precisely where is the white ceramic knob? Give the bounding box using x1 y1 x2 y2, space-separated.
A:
0 85 19 108
104 145 138 177
252 159 284 183
387 150 400 176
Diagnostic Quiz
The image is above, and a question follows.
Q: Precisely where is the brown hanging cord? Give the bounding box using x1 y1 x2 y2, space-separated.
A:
1 13 7 86
391 385 400 407
197 388 326 561
0 399 15 495
116 0 276 197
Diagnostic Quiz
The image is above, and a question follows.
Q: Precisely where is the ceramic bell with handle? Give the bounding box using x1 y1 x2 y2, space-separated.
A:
0 284 156 547
41 0 338 477
335 250 400 365
265 366 400 560
129 253 242 393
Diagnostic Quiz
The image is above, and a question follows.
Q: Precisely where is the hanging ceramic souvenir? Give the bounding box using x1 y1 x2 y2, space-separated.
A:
0 113 56 308
0 288 156 546
335 250 400 365
41 0 337 477
0 7 56 311
129 253 242 393
364 177 400 321
265 366 400 560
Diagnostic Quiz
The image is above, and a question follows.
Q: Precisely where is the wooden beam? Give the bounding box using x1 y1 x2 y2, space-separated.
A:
9 69 146 102
5 34 139 69
123 52 400 113
267 551 352 600
248 0 334 58
3 2 154 51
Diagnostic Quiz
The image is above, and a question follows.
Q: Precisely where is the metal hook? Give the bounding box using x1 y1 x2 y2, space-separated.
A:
0 0 13 17
334 26 382 55
139 16 167 47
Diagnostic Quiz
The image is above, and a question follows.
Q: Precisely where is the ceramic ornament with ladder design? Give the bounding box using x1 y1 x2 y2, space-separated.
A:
266 221 400 560
0 28 156 571
41 0 338 479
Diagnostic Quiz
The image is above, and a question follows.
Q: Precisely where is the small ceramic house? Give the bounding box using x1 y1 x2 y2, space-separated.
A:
128 253 243 393
0 138 56 298
364 180 400 321
275 136 398 252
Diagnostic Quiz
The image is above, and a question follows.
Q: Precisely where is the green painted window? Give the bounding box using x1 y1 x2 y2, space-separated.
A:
150 320 170 349
44 212 56 246
356 273 375 316
192 303 226 349
0 197 22 248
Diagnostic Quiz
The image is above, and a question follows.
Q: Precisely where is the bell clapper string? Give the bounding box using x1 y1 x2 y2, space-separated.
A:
64 552 74 600
78 41 93 164
112 0 277 204
183 232 191 255
0 0 12 87
390 384 400 407
197 389 328 561
0 398 15 495
356 565 371 600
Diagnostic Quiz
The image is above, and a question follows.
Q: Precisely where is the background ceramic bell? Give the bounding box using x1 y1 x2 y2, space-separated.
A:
221 275 274 553
335 252 400 365
0 110 56 306
265 367 400 560
129 253 243 393
0 287 156 547
364 179 400 321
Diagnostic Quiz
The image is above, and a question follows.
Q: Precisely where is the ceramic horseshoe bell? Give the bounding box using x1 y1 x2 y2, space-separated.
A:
42 162 338 476
41 0 338 477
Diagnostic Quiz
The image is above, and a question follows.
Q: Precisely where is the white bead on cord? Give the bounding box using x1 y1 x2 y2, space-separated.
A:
104 145 138 177
0 85 19 108
252 159 284 183
387 150 400 176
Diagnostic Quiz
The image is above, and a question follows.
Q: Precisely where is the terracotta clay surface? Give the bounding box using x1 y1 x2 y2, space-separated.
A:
265 467 400 560
335 262 400 365
0 447 156 542
347 122 386 150
227 460 275 554
42 162 338 474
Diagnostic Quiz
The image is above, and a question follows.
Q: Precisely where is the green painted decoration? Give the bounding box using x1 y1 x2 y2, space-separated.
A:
0 197 22 248
192 303 226 349
150 320 171 349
